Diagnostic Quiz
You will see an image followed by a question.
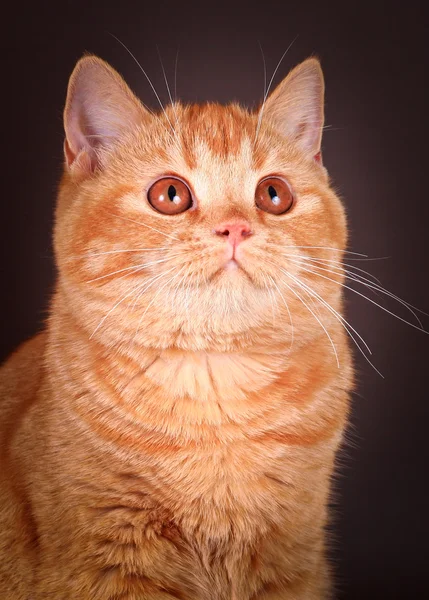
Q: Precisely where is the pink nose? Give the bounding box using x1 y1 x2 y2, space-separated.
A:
214 220 253 246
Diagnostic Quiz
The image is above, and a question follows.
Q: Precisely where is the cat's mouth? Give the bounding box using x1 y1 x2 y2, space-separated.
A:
225 259 239 271
208 258 254 284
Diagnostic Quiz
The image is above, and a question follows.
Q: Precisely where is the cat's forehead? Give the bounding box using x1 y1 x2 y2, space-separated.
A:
171 103 275 172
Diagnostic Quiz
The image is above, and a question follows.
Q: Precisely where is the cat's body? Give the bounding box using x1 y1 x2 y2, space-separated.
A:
0 56 353 599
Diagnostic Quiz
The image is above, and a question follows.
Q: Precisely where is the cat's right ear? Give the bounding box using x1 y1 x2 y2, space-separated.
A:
63 55 148 176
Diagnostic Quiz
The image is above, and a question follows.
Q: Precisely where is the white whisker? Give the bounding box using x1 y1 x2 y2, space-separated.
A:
108 212 180 241
89 265 177 339
285 269 373 358
280 275 340 367
69 247 171 260
287 255 426 327
156 45 180 128
262 272 277 328
296 264 429 334
281 246 369 257
282 253 382 284
254 36 298 143
109 34 178 141
85 255 181 283
174 46 180 102
289 272 384 377
267 274 294 352
132 264 187 340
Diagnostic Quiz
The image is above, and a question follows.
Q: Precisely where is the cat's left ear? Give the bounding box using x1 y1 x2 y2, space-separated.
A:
263 57 324 162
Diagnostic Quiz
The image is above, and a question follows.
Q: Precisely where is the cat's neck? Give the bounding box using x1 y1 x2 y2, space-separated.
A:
46 289 348 448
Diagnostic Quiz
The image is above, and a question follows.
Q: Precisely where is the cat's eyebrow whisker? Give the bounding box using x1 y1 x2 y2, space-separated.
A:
295 263 429 334
279 274 340 367
254 36 298 143
107 212 181 241
258 40 268 108
174 46 180 102
156 45 180 129
110 35 177 137
89 265 178 339
287 255 426 326
109 34 183 155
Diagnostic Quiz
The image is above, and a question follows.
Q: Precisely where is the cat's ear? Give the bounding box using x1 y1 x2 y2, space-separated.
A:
263 57 324 161
63 55 148 174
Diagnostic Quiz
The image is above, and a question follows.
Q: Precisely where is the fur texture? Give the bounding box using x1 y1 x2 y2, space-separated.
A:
0 55 353 599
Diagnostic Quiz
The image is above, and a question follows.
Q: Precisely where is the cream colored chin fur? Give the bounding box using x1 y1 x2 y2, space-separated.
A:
0 54 353 600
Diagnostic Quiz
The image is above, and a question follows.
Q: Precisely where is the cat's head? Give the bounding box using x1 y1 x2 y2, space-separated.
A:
54 55 347 352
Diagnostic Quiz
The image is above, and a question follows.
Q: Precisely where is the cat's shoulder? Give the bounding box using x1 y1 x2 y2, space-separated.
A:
0 333 47 427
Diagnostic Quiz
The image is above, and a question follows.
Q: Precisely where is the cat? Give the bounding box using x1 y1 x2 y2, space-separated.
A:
0 53 353 599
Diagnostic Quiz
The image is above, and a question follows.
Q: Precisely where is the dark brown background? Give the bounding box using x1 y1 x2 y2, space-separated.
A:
1 1 428 598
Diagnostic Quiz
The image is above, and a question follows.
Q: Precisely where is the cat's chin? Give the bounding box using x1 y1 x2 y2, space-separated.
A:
224 259 239 271
208 259 255 286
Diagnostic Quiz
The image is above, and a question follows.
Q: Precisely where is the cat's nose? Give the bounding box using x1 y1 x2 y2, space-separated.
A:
214 221 253 246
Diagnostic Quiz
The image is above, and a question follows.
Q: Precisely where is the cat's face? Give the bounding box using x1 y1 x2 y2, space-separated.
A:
54 56 347 352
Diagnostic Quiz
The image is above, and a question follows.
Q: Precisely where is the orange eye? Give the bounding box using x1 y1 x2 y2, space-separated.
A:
255 177 294 215
147 177 193 215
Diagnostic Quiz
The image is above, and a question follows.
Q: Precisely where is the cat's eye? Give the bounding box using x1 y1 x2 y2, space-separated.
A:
255 177 294 215
147 177 193 215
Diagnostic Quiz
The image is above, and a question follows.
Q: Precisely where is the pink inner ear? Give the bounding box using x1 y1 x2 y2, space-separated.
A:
64 139 75 168
63 139 94 174
314 151 323 164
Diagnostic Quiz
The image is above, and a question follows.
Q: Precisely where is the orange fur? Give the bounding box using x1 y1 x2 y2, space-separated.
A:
0 55 353 599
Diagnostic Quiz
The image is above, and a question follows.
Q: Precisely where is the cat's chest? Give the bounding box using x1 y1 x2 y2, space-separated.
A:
102 435 292 547
88 444 290 598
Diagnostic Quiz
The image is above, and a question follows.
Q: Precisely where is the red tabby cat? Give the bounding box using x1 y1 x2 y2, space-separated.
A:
0 54 353 599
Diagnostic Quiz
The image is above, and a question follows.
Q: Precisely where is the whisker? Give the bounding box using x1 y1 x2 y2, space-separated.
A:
89 265 177 339
132 264 187 340
129 263 179 314
85 255 181 283
174 46 180 102
288 255 426 327
69 247 171 260
296 264 429 334
258 40 267 106
182 263 194 317
107 212 180 241
285 269 372 355
262 272 277 328
280 275 340 367
281 246 369 257
282 254 382 285
286 271 384 377
254 36 298 143
156 45 180 128
267 274 294 352
109 34 178 140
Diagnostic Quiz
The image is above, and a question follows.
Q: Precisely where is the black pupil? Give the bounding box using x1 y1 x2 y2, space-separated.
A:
268 185 277 199
168 185 177 201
